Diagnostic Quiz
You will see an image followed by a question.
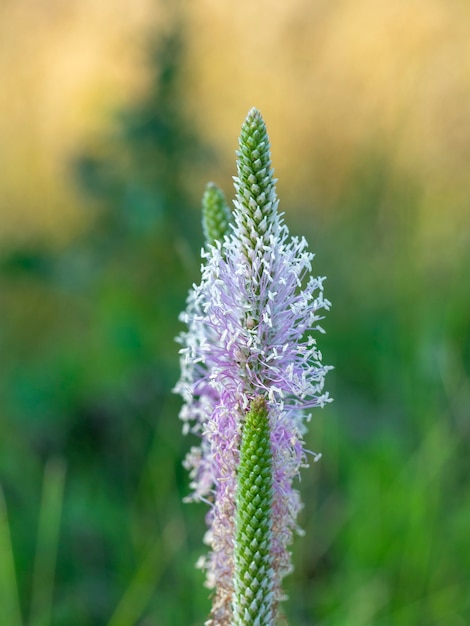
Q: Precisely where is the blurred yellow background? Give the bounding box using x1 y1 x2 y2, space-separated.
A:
2 0 470 254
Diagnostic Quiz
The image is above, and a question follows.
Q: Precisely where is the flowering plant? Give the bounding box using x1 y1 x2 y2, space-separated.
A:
175 108 331 625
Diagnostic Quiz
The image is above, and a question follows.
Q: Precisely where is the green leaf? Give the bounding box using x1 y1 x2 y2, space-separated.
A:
29 458 66 626
0 486 23 626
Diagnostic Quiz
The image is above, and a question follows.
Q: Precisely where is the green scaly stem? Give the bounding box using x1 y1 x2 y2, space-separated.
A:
233 396 275 626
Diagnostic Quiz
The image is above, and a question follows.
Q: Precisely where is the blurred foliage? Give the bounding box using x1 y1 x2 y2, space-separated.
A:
1 6 470 626
285 148 470 625
0 16 210 626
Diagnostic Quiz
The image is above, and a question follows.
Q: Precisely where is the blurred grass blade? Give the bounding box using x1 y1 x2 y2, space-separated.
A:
108 518 185 626
29 458 66 626
0 486 23 626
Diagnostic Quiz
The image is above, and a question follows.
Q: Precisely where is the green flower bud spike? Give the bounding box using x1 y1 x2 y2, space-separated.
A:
202 182 232 247
233 396 274 626
176 108 331 625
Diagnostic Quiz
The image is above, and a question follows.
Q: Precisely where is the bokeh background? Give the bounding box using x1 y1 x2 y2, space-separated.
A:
1 1 469 625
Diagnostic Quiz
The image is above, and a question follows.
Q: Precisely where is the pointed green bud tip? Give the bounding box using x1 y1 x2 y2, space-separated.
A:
233 395 274 625
201 182 232 246
237 108 272 186
234 108 279 254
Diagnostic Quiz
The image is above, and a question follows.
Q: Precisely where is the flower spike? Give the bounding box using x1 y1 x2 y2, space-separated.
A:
202 182 232 247
175 108 332 625
233 396 274 625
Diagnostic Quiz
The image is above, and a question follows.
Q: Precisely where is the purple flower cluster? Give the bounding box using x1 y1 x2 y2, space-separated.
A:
175 108 331 623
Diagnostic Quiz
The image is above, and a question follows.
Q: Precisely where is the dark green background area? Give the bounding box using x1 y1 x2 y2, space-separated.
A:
1 16 469 626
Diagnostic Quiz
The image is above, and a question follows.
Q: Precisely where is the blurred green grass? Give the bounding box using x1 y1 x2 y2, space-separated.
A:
1 13 469 626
